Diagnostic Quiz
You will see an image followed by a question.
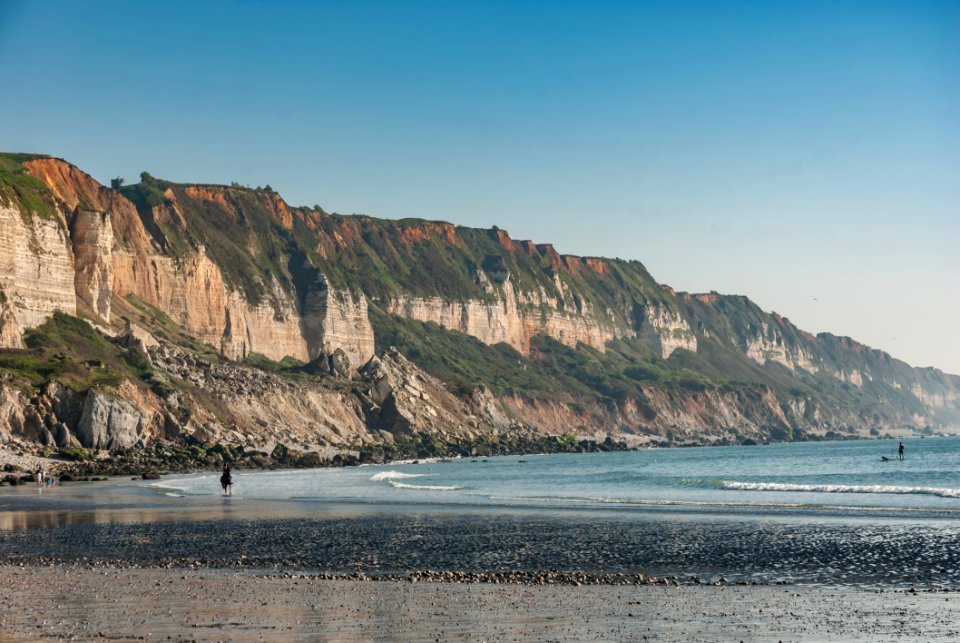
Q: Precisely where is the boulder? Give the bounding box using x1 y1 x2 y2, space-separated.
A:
361 355 383 378
296 451 324 468
162 412 183 440
126 324 160 352
330 348 351 378
21 406 45 442
77 389 142 450
303 354 332 375
0 384 25 442
367 377 394 407
45 382 83 428
51 422 73 447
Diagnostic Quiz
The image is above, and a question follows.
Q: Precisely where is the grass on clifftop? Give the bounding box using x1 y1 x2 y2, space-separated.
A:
0 153 58 222
119 179 299 305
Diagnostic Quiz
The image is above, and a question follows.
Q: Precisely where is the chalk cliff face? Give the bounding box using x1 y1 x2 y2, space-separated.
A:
6 157 692 365
6 158 375 367
638 304 697 359
0 204 76 346
387 274 628 355
1 152 958 453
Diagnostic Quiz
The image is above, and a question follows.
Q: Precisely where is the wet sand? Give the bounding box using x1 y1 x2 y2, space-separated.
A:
1 503 957 588
1 564 959 641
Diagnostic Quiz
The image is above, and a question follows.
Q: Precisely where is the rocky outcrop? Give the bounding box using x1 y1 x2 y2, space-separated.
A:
77 389 143 450
137 337 501 449
0 287 21 347
0 382 27 444
638 305 697 358
359 347 513 440
298 275 375 366
740 320 818 372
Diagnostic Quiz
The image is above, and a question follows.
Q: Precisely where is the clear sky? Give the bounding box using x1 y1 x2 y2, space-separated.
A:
1 0 957 373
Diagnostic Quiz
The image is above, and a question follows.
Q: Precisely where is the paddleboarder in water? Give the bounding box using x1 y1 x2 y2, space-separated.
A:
220 464 233 495
898 442 905 460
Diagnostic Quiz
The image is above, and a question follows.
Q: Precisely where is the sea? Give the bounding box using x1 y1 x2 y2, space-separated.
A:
154 436 960 519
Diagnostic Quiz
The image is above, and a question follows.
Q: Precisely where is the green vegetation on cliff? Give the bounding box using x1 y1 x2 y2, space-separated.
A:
0 312 133 391
2 154 956 437
117 172 675 327
371 304 719 404
0 153 57 221
120 179 296 303
308 214 674 327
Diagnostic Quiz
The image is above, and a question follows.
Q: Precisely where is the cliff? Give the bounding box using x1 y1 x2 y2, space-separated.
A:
0 152 958 456
14 158 375 367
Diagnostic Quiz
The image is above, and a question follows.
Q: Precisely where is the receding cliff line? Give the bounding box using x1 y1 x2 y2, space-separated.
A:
0 151 957 452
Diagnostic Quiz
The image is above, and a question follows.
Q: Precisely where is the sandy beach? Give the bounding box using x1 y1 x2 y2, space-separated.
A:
3 459 960 641
0 564 957 641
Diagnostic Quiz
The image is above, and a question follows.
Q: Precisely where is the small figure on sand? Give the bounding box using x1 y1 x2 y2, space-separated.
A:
35 467 43 488
220 464 233 496
898 442 905 460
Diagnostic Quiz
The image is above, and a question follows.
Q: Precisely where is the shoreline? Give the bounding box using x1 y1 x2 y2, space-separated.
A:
3 431 935 487
2 563 959 641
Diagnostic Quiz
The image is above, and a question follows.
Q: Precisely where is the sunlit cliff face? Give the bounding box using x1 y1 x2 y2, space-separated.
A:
0 154 958 451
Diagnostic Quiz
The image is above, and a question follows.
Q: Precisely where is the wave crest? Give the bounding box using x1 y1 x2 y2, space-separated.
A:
721 480 960 499
389 481 463 491
370 471 426 481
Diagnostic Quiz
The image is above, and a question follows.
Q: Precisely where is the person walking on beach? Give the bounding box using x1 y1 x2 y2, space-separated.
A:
898 442 905 460
35 467 43 487
220 464 233 496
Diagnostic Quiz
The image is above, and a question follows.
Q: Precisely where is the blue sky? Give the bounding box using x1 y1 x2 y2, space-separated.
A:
1 0 957 372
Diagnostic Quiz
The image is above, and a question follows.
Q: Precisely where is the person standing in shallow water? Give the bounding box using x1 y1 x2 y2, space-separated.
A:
220 464 233 495
898 442 905 460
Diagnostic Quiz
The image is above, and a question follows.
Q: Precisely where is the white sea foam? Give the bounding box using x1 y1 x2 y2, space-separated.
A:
487 494 960 515
389 481 463 491
149 480 190 491
370 471 427 481
489 494 807 509
386 457 441 465
721 480 960 499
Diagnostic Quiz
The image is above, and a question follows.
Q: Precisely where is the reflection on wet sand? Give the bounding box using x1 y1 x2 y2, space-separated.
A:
0 477 379 533
0 510 103 531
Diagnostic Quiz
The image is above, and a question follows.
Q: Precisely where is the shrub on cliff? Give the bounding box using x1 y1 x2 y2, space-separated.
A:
57 447 93 461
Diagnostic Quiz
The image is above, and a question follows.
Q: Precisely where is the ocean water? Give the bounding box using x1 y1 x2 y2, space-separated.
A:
152 437 960 520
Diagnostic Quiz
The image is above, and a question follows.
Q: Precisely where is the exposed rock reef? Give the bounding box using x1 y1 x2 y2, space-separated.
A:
0 152 958 461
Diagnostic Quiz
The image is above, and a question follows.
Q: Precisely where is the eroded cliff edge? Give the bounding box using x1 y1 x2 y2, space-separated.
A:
1 152 958 460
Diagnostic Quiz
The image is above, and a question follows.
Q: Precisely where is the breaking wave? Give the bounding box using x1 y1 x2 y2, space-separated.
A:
389 481 463 491
720 480 960 499
370 471 426 481
371 470 462 490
